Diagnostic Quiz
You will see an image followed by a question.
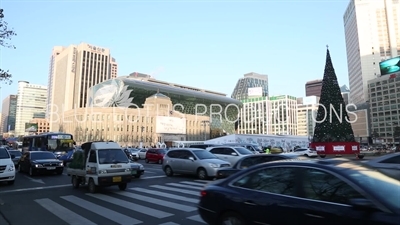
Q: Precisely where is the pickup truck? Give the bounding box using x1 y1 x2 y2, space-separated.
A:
67 141 132 193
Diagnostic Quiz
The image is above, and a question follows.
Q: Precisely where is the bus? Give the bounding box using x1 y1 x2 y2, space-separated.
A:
22 132 75 157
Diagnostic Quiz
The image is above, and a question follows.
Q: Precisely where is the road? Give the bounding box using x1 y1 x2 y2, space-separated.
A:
0 160 206 225
0 155 383 225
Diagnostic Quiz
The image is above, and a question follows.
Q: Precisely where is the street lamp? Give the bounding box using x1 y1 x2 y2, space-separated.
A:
201 120 210 141
141 126 145 146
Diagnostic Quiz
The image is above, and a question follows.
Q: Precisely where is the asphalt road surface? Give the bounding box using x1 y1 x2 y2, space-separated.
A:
0 155 384 225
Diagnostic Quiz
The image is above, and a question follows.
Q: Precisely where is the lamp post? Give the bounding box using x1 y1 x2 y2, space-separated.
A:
141 126 144 147
201 120 210 141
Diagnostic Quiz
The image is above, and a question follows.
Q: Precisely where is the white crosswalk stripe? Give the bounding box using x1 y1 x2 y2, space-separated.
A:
34 180 208 225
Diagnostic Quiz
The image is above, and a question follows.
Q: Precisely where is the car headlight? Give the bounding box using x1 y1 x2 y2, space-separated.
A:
139 165 144 170
209 163 219 168
58 162 63 166
8 164 15 171
98 169 107 174
125 168 131 172
34 164 43 168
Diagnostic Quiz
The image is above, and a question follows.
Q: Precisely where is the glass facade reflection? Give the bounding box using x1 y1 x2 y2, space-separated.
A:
87 77 242 134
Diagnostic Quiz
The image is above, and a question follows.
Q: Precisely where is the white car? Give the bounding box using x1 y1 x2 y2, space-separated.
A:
206 146 253 165
138 149 147 159
364 152 400 180
0 147 16 185
292 148 318 157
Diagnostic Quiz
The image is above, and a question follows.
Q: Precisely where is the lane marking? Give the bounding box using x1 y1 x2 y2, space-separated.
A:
141 175 166 179
187 215 206 224
0 184 71 194
130 187 198 203
35 198 97 225
61 195 142 225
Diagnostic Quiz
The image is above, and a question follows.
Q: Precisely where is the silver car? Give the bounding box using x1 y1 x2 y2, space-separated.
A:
162 148 231 180
364 152 400 180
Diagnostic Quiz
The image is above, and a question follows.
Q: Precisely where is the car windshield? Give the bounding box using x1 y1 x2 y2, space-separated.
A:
157 149 167 154
8 151 22 157
0 148 10 159
98 149 129 164
129 149 139 153
193 150 218 159
31 152 57 160
348 169 400 211
234 147 253 155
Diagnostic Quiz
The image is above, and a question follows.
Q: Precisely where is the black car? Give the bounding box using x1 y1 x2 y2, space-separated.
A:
216 153 300 179
7 150 22 167
18 151 64 176
198 158 400 225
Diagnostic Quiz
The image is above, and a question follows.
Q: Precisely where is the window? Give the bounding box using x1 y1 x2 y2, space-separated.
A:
302 168 363 204
0 148 10 159
239 156 283 169
209 148 224 154
234 147 253 155
380 155 400 164
232 167 297 196
88 151 97 163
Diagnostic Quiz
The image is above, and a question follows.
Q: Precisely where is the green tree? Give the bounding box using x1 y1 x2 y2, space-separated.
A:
312 49 356 142
0 9 16 84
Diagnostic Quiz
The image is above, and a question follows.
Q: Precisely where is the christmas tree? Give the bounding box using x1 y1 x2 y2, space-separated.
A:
312 48 356 143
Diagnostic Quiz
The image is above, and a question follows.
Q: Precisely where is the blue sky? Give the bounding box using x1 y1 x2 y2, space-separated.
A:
0 0 350 106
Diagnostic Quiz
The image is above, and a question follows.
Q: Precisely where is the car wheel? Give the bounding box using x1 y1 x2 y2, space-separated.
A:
88 178 97 193
197 168 208 180
164 166 173 177
118 183 127 191
158 159 163 164
145 158 149 163
29 167 35 176
219 212 246 225
72 176 80 189
8 180 15 185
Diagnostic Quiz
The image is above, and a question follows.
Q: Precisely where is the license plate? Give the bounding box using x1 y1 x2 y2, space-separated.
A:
112 176 121 182
47 167 56 170
131 170 137 175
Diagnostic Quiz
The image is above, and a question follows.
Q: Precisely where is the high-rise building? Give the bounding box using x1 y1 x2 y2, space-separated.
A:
231 72 268 100
305 79 323 97
341 85 351 105
269 95 298 135
344 0 400 104
15 81 47 136
1 95 17 133
238 97 271 135
47 46 65 119
297 96 319 137
49 43 116 131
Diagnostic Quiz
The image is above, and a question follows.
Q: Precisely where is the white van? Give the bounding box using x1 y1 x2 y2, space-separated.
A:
0 147 16 185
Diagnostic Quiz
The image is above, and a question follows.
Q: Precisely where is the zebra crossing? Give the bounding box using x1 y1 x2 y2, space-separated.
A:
33 179 210 225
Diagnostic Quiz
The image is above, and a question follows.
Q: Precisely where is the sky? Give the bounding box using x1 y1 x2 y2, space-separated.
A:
0 0 351 108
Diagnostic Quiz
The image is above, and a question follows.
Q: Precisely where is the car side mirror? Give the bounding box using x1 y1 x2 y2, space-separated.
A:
349 198 377 211
11 155 15 159
231 152 238 156
188 157 195 161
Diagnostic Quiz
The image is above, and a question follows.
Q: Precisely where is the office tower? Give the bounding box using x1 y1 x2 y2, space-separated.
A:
344 0 400 104
297 96 320 137
1 95 17 133
15 81 47 135
46 46 65 119
269 95 298 135
231 72 268 100
49 43 116 131
305 79 323 97
238 97 271 135
340 85 350 105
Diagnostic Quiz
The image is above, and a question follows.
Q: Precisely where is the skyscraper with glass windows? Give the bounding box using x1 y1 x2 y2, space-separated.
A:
231 72 268 101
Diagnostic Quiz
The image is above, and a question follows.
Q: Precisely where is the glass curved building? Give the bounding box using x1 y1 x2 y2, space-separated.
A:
87 73 242 134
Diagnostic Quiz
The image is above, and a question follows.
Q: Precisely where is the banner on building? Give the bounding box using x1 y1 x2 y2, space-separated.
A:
25 123 38 132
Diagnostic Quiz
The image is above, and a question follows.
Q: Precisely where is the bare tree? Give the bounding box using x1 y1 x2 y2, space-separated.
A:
0 9 17 84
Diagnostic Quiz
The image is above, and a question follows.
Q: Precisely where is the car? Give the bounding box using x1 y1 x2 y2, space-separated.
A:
364 152 400 180
198 158 400 225
138 148 147 159
216 153 300 179
145 148 167 164
292 147 318 157
18 151 64 176
206 146 253 165
162 148 231 180
7 150 22 167
189 144 221 149
129 160 145 178
221 143 262 154
0 147 16 185
124 148 139 161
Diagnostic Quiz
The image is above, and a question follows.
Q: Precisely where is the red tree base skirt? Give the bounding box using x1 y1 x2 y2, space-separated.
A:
310 142 360 155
